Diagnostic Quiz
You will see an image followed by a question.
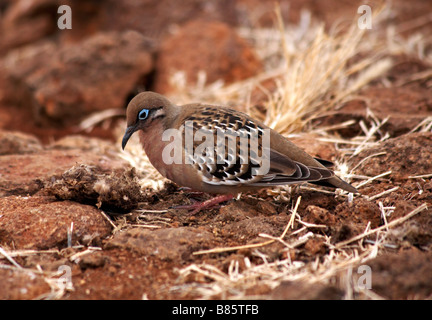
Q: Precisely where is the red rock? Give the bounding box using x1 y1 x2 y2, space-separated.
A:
0 196 112 249
100 0 238 38
154 20 262 93
0 133 129 197
1 31 153 127
270 281 343 300
366 249 432 299
304 205 336 226
352 132 432 180
0 130 43 155
0 0 58 54
45 164 144 211
105 227 214 261
0 268 51 299
32 31 153 125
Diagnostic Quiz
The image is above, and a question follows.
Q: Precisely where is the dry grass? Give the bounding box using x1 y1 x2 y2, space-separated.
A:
262 7 392 135
117 132 167 191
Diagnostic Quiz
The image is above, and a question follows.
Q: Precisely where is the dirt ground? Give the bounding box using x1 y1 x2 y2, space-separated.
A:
1 0 432 300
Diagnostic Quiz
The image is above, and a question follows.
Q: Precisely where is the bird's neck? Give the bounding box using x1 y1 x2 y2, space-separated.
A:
138 122 173 179
162 104 181 130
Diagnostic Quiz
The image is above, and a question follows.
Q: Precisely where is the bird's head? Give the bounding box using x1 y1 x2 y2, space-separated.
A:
122 91 175 150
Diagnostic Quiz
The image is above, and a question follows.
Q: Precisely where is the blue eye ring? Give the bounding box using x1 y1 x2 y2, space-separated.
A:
138 109 150 120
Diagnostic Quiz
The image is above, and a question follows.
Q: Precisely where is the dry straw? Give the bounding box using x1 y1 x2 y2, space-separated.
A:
263 5 392 135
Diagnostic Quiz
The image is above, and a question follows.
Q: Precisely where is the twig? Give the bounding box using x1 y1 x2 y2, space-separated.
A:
100 210 117 229
408 173 432 179
193 240 275 256
282 196 302 236
128 224 161 229
356 170 392 189
69 247 102 262
366 186 399 201
77 109 124 132
378 202 389 232
350 152 387 173
409 117 432 133
0 246 23 269
137 209 169 214
0 249 59 257
297 220 328 229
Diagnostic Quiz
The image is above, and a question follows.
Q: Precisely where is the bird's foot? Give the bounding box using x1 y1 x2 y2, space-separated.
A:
172 194 234 215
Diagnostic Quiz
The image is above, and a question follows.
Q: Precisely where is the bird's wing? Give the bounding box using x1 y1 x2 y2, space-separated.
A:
179 105 335 187
201 147 334 187
246 148 334 187
313 157 334 168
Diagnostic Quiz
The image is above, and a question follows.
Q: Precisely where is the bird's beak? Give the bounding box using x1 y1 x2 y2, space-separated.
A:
122 125 137 150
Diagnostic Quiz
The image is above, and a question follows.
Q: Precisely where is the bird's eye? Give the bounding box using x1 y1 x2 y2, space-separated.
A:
138 109 150 120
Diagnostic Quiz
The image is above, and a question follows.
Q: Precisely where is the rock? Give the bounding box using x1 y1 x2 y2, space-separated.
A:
1 30 153 127
99 0 239 40
220 214 289 241
216 201 257 221
78 251 106 270
154 20 262 93
0 196 112 249
0 0 240 54
32 30 153 126
0 268 51 299
0 0 58 54
366 249 432 299
45 164 144 211
270 280 343 300
386 201 432 249
304 238 326 255
0 130 43 155
105 227 214 261
48 135 120 153
352 132 432 180
0 41 57 111
303 205 336 226
314 84 432 138
336 197 381 226
332 198 381 243
0 136 129 197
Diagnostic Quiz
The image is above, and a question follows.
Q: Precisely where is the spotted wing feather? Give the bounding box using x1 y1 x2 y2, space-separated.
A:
181 105 334 187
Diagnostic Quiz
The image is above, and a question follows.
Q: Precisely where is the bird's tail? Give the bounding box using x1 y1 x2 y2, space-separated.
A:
311 176 358 193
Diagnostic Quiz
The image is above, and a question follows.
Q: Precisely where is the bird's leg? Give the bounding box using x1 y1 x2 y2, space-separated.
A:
173 194 234 215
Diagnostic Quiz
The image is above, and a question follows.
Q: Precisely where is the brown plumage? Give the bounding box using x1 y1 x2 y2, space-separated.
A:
122 92 357 212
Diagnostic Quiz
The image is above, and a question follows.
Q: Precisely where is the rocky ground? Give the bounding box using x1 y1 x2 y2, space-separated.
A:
0 0 432 300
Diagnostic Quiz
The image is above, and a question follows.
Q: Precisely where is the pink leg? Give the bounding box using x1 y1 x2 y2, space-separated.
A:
173 194 234 215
